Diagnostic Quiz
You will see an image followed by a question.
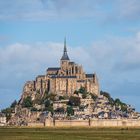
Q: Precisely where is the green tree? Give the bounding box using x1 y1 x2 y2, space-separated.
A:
101 91 128 112
121 105 127 112
22 96 33 108
67 106 74 116
46 106 54 114
77 87 89 99
114 98 127 112
10 100 17 108
90 93 98 101
114 98 121 106
100 91 114 106
44 100 50 107
68 96 80 106
78 86 86 94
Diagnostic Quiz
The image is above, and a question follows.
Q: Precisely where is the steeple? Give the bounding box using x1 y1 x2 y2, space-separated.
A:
61 38 70 60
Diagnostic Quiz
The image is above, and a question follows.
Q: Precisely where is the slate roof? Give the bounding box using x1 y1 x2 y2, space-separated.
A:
47 67 60 71
86 74 94 78
51 75 76 79
61 52 70 60
61 39 70 60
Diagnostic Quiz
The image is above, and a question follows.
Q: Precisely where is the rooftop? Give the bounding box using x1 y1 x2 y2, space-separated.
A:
61 38 70 61
86 74 94 78
47 67 60 71
51 75 76 79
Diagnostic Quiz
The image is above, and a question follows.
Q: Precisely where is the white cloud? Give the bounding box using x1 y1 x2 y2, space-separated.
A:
0 32 140 88
0 0 140 21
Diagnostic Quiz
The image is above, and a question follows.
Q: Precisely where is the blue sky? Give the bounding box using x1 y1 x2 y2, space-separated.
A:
0 0 140 111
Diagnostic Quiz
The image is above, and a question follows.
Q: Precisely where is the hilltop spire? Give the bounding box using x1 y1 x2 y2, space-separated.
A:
64 37 67 52
61 37 70 60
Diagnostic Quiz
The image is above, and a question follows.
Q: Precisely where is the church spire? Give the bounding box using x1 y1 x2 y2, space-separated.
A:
64 37 67 52
61 38 70 60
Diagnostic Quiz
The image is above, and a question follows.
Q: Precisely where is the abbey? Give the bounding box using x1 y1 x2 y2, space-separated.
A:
22 39 99 99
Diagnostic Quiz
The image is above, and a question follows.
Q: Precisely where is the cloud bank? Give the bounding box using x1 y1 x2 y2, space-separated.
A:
0 0 140 21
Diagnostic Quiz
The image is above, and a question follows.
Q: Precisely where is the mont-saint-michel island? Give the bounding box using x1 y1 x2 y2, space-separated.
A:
0 39 140 127
1 1 140 140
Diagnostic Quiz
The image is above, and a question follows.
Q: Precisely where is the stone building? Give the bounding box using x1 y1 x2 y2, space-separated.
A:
0 113 6 126
21 39 99 100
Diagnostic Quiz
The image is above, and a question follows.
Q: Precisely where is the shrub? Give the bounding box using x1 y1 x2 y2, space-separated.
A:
90 93 98 101
68 96 80 106
10 100 17 108
67 106 74 116
22 96 33 108
44 100 50 107
100 91 114 106
78 86 86 94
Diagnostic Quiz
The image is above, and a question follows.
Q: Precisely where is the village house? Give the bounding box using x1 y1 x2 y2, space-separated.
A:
0 113 6 126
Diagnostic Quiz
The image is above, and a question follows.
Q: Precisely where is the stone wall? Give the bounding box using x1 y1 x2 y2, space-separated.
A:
28 122 45 127
55 120 89 127
45 118 140 127
90 119 140 127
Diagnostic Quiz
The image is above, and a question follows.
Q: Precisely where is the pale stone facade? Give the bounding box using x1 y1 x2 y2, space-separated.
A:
0 113 6 126
45 118 140 127
21 39 99 100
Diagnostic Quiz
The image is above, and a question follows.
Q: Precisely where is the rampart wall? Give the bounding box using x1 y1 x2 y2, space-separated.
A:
45 118 140 127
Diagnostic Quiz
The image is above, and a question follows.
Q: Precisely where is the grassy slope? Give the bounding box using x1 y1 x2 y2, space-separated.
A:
0 127 140 140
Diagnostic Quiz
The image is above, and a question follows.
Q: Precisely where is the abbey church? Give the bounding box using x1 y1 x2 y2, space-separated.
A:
22 39 99 100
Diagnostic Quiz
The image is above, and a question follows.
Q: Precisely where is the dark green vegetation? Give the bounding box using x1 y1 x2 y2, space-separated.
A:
100 91 128 112
0 87 131 121
0 127 140 140
22 96 33 108
68 96 80 106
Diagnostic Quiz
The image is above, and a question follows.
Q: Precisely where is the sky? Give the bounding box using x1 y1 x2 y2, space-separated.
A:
0 0 140 111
